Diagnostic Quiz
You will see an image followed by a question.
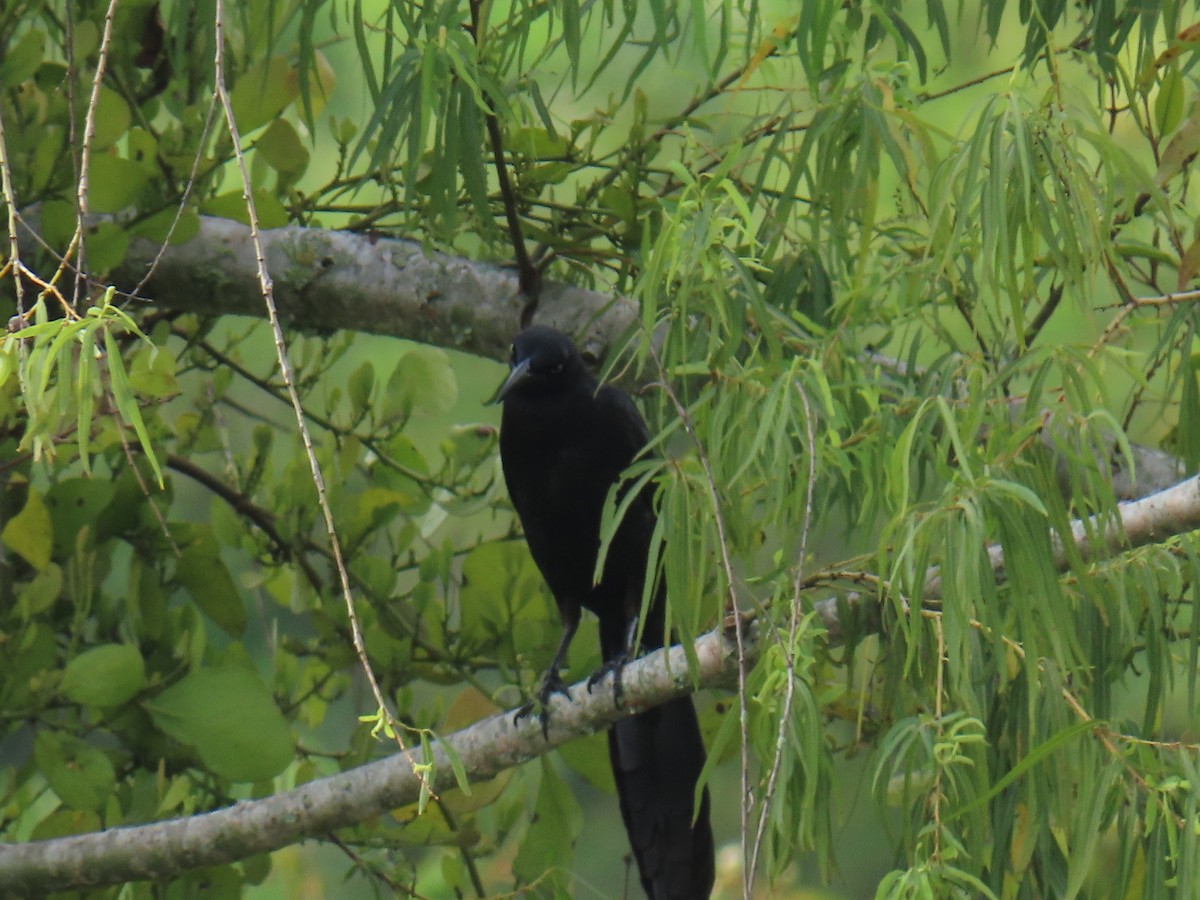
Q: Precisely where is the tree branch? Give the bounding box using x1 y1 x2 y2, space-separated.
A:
14 211 633 365
815 473 1200 642
2 465 1198 893
0 629 740 896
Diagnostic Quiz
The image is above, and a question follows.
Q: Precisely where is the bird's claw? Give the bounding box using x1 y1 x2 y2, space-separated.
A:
514 669 572 740
587 655 629 708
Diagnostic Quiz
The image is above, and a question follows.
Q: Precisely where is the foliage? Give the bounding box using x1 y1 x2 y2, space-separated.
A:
2 0 1200 897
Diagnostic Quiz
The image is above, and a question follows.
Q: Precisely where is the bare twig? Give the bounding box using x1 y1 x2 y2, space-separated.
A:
62 0 122 309
210 0 426 783
128 100 221 302
0 86 30 399
466 0 540 324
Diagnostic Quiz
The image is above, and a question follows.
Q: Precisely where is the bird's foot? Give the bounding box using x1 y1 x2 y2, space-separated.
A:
586 654 629 708
514 669 572 740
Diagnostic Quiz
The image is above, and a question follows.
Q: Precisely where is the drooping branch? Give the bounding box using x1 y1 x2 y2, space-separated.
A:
0 630 740 896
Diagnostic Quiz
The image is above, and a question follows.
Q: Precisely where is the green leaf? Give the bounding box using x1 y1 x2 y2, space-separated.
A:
256 119 310 177
0 28 45 87
17 564 63 618
986 477 1048 517
383 346 458 419
440 423 497 472
2 489 53 570
1156 66 1185 138
347 360 375 420
175 542 247 637
34 732 116 812
83 220 129 274
129 207 201 245
1154 98 1200 187
457 541 552 648
61 643 146 707
127 344 179 399
104 330 164 488
39 199 77 249
88 85 132 149
230 58 301 133
557 731 614 792
201 190 289 228
87 155 147 213
77 326 96 474
45 477 115 558
512 758 581 891
145 667 294 783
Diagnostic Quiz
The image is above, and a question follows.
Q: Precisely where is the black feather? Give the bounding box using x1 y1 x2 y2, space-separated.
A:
495 326 714 899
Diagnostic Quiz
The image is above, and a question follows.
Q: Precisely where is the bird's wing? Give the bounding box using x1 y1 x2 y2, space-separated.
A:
594 383 652 459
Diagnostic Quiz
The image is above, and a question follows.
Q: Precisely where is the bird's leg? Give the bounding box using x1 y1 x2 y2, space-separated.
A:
588 616 640 708
515 607 580 739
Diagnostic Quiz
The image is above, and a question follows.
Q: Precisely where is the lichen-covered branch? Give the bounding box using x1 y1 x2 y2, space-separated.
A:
14 212 636 365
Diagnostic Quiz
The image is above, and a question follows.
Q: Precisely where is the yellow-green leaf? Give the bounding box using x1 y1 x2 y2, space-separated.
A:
61 644 146 707
145 667 294 782
2 489 53 570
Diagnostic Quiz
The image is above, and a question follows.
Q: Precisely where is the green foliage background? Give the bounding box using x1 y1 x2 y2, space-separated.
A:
2 0 1200 897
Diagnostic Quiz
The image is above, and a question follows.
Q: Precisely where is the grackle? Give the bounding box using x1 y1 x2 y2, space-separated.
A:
493 325 714 900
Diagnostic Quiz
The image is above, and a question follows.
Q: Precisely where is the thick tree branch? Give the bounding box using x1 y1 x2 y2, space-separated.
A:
0 630 740 896
17 212 1179 503
14 212 633 365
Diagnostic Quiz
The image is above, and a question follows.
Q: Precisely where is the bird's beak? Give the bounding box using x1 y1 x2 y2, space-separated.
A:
490 358 531 404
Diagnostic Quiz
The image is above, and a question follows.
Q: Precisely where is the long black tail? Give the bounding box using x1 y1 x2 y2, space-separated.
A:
609 697 714 899
601 620 714 899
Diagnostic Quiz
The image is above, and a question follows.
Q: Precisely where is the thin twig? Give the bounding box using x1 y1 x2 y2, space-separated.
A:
931 615 945 860
643 339 752 899
209 0 430 790
467 0 540 323
111 398 180 557
64 0 122 309
0 84 30 400
325 832 431 898
746 382 818 886
128 101 221 302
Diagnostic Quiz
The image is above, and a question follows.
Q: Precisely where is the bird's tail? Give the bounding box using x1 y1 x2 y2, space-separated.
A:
608 697 714 899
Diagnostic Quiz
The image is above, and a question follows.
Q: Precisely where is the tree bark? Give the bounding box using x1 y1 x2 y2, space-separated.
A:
14 212 637 366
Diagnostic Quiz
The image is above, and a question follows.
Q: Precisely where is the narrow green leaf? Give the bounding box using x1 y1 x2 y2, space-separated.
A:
948 718 1096 821
103 330 163 488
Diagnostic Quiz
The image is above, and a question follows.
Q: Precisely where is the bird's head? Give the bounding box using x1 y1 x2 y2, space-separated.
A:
491 326 588 403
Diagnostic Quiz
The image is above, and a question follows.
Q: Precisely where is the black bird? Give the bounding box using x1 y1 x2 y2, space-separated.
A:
493 325 714 900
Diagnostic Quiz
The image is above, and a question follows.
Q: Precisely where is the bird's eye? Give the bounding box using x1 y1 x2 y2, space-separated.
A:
549 362 564 375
